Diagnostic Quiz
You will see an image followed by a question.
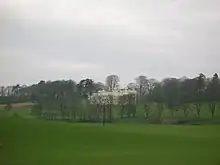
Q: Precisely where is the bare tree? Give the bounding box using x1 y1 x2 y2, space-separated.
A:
135 75 149 97
206 73 220 118
105 75 120 91
194 73 206 117
0 86 6 96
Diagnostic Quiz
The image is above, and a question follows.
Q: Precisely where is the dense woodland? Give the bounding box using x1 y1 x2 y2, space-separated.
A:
1 73 220 123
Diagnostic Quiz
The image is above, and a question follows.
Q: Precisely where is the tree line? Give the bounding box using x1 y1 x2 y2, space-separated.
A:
1 73 220 120
137 73 220 119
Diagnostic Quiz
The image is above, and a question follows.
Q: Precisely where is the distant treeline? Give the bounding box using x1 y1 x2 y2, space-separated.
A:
1 73 220 119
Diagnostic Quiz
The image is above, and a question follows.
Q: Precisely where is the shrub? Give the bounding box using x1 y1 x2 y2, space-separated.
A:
5 103 12 111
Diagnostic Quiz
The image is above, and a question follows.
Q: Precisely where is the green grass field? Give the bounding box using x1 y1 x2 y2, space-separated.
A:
0 115 220 165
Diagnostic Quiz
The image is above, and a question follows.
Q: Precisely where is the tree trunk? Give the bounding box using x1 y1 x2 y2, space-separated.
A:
132 105 136 118
54 113 57 120
102 105 106 126
158 103 163 120
209 103 215 118
121 105 124 119
72 109 76 121
194 103 201 117
183 106 189 117
96 104 100 120
144 104 150 120
211 106 215 118
108 104 112 122
127 105 131 118
82 115 86 121
60 103 65 120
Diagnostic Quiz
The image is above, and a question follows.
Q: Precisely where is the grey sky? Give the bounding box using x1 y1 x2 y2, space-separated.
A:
1 0 220 86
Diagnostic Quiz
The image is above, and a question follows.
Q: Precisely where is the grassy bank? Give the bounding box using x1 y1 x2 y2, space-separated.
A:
0 117 220 165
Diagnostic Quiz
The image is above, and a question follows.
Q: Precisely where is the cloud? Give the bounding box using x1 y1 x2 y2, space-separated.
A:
46 60 103 71
0 47 105 85
1 0 220 85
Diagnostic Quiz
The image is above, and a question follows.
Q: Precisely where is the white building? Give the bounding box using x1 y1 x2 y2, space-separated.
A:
89 88 137 105
0 86 14 96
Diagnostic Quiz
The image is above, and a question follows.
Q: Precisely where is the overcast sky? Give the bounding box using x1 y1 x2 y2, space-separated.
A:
1 0 220 86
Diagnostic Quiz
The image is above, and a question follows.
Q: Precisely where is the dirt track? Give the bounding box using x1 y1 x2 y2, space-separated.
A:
0 102 36 109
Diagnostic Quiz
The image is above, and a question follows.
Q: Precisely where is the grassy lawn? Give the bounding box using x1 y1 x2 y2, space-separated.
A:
0 116 220 165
